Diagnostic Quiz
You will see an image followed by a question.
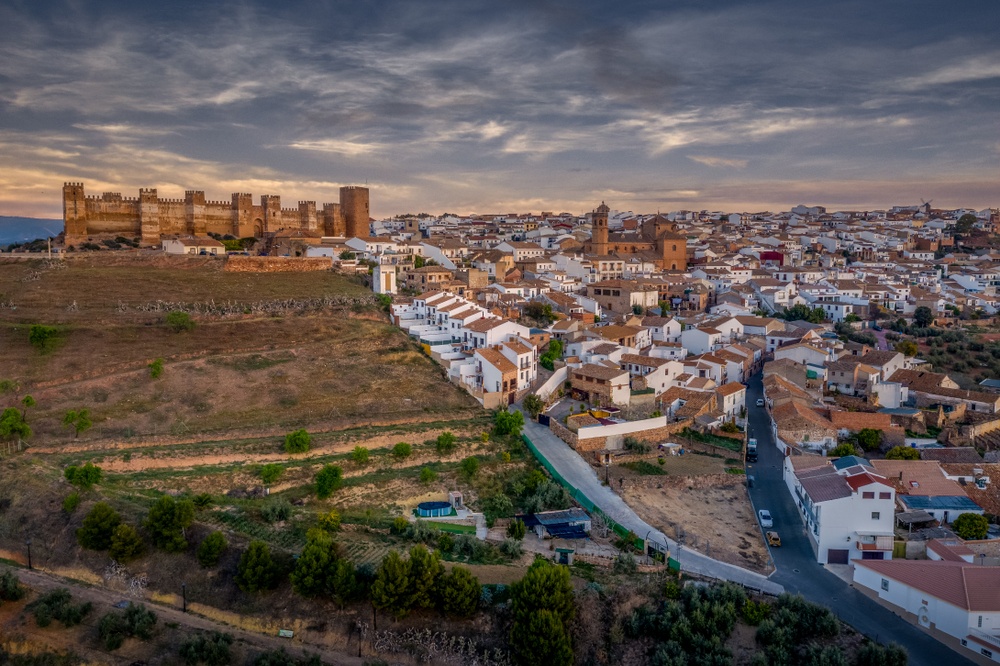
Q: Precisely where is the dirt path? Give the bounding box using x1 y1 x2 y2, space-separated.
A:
7 567 365 665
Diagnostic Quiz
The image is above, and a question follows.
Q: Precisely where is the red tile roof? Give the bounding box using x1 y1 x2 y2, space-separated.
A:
856 560 1000 611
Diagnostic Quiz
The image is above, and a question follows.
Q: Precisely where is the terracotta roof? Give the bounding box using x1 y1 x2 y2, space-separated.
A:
620 353 671 368
827 411 892 431
921 448 984 464
845 471 892 491
798 466 852 502
464 317 507 333
870 460 963 497
855 560 1000 612
926 538 976 562
716 382 747 397
572 363 627 381
476 347 517 375
503 339 533 356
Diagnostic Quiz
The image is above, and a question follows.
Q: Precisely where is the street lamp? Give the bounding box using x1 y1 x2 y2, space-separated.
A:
181 582 187 613
25 539 32 570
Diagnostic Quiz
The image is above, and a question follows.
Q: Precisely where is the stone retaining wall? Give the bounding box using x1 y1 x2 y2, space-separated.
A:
224 256 332 272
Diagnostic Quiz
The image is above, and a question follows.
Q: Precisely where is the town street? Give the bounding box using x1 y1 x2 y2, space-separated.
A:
745 373 973 666
520 409 784 595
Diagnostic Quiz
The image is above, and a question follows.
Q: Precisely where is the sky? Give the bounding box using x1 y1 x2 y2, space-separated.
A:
1 0 998 219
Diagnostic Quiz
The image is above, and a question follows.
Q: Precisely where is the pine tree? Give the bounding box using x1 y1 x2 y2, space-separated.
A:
511 608 573 666
77 502 122 550
438 566 480 617
144 495 195 552
109 523 144 562
291 531 338 598
509 559 576 665
406 544 441 610
370 551 411 618
236 540 278 593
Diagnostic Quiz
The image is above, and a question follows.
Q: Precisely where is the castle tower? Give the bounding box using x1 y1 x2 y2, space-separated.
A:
185 190 207 236
340 186 370 239
139 188 160 246
231 193 253 237
298 201 318 232
260 195 282 233
63 182 87 243
322 203 344 237
592 201 609 256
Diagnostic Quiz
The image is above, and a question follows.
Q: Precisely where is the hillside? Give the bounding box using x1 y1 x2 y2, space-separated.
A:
0 216 61 246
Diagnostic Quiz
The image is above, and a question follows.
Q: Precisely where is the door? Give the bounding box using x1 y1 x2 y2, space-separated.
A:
827 549 849 564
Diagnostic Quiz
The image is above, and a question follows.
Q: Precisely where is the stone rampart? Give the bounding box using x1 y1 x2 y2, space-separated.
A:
224 256 331 272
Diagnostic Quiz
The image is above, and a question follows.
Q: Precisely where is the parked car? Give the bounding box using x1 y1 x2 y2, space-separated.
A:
758 509 773 528
756 398 765 407
766 531 781 547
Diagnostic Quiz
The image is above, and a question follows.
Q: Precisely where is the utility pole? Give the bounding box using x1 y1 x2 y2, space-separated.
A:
181 582 187 613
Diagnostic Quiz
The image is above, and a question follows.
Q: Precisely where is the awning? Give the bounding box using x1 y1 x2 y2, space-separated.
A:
895 510 935 524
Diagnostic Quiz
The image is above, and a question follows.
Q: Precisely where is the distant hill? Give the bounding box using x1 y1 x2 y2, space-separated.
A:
0 217 61 246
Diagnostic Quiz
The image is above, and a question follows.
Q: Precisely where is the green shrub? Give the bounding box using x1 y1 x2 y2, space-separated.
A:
391 442 412 460
459 456 480 479
0 569 26 601
197 532 228 568
99 603 157 650
179 632 233 666
318 509 341 532
507 518 527 540
283 429 311 453
499 538 523 559
165 311 196 333
62 492 81 514
623 436 651 454
64 462 101 488
952 512 989 540
236 541 278 593
435 431 456 454
885 445 920 460
28 325 60 353
148 358 164 379
77 502 121 550
351 446 370 465
260 499 293 523
30 589 92 628
419 467 437 484
144 496 195 552
315 465 343 499
742 598 772 625
193 493 213 509
108 524 145 563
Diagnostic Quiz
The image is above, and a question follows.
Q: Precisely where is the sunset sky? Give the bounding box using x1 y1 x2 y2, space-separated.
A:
1 0 998 218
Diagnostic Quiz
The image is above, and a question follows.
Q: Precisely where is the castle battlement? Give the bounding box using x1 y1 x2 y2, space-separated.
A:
63 182 368 245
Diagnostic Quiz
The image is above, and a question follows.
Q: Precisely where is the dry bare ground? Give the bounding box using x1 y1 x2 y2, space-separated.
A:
617 454 771 574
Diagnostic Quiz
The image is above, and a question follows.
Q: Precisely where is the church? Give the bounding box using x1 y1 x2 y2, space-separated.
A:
584 202 687 271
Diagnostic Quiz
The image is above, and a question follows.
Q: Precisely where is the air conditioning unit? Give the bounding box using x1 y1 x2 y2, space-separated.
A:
976 477 990 489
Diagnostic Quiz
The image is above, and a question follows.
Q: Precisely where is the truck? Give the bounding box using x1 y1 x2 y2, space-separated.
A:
746 437 758 463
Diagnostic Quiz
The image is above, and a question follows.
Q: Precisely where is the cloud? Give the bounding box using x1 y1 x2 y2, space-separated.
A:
687 156 748 169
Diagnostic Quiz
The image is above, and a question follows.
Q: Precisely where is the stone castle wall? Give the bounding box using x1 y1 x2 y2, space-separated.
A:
63 183 368 245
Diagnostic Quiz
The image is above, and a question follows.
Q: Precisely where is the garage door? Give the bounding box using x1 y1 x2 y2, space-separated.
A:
827 549 849 564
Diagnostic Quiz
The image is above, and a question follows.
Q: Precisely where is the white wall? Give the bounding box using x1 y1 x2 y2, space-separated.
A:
577 415 668 440
536 366 569 401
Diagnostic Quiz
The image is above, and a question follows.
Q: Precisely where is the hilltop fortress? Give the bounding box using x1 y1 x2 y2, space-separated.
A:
63 183 369 245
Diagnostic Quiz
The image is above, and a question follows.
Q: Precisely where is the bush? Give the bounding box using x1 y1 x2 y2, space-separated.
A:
62 492 80 513
952 512 989 540
459 456 480 479
435 431 456 454
318 509 341 532
197 532 228 567
165 311 196 333
148 358 164 379
391 442 412 460
612 552 637 574
179 632 233 666
259 463 283 485
493 409 525 437
283 429 311 453
437 533 454 553
742 598 772 625
236 541 279 593
885 446 920 460
854 641 908 666
260 499 293 523
438 566 481 617
419 467 437 484
99 603 157 650
507 518 527 540
351 446 370 465
499 538 523 559
828 442 859 458
315 465 343 499
523 394 545 420
30 589 92 628
28 325 60 352
0 569 26 601
109 524 145 563
193 493 213 509
144 495 195 552
77 502 121 550
623 436 651 454
64 462 101 488
857 428 882 452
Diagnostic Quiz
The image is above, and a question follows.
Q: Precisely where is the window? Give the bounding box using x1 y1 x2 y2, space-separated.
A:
983 649 993 658
863 491 875 499
879 492 891 500
979 615 983 628
872 512 880 520
881 578 889 591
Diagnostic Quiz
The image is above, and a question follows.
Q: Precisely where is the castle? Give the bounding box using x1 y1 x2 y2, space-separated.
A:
585 202 688 270
62 183 370 245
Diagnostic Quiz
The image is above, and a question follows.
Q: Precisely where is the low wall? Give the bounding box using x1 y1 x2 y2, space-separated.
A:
224 256 332 272
536 366 568 401
578 418 695 453
961 417 1000 441
549 418 579 448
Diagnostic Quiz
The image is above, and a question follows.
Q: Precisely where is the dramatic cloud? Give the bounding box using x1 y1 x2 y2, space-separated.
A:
0 0 997 218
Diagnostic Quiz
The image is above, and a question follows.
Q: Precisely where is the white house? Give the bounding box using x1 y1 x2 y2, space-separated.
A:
784 456 896 564
162 236 225 255
853 559 1000 663
500 337 538 391
461 318 531 352
716 382 747 421
642 316 682 343
680 327 722 355
773 342 833 367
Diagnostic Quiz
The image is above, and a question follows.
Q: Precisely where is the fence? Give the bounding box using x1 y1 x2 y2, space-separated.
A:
0 440 25 457
521 433 678 568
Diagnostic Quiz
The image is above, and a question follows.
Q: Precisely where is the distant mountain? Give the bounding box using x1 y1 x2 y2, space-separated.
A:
0 217 61 246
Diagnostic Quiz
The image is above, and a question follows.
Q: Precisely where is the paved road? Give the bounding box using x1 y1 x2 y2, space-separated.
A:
745 374 974 666
521 409 784 595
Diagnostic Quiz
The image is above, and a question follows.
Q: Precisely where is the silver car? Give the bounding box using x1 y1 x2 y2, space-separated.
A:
758 509 773 528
